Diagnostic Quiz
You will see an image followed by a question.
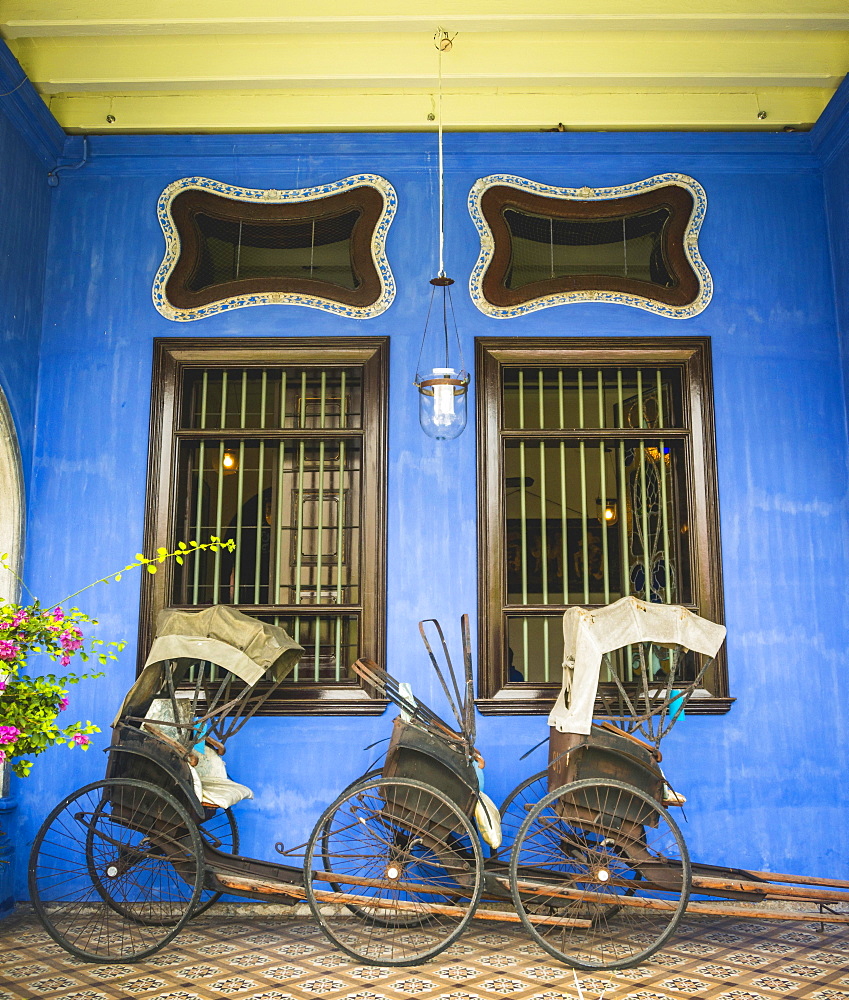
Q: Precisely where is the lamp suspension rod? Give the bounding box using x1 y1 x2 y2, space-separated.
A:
437 28 445 278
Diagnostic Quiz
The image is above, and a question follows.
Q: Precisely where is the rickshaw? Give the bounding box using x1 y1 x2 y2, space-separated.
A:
28 599 849 970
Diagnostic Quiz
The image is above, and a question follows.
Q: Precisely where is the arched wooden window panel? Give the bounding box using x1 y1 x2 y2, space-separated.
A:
153 175 397 321
469 173 712 319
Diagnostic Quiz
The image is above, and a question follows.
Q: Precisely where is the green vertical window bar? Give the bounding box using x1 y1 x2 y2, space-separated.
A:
253 372 268 604
558 370 568 606
314 371 328 682
293 615 301 683
537 370 550 681
294 372 307 606
578 370 589 603
233 371 248 601
517 370 529 674
597 369 610 605
617 369 632 681
656 369 672 603
637 370 650 603
192 371 208 605
213 372 228 604
293 372 308 682
335 371 347 681
274 371 287 605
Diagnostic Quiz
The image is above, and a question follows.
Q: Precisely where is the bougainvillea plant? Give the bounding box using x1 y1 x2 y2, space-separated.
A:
0 537 234 778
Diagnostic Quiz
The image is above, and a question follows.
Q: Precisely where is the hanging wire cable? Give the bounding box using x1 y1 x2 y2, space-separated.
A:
413 27 468 441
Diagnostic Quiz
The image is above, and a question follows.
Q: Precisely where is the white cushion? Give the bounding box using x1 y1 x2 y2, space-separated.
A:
474 791 502 849
192 744 254 809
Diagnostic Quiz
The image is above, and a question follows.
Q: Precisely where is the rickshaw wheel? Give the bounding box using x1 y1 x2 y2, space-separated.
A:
319 769 429 929
305 776 484 966
510 778 690 971
494 770 548 861
29 778 204 962
192 807 239 918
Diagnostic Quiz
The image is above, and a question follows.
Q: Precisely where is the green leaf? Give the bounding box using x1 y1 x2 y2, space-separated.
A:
157 547 167 557
146 564 157 575
178 541 188 551
190 540 199 547
114 573 122 582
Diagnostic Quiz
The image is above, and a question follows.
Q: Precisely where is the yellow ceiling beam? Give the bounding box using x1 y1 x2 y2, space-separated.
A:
3 0 849 36
48 87 829 133
10 31 848 92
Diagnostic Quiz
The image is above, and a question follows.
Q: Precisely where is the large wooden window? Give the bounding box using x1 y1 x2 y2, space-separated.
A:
476 338 728 716
141 338 388 714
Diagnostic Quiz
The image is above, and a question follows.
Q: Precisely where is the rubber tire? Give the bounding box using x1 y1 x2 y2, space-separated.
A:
29 778 204 962
510 778 690 970
305 776 484 966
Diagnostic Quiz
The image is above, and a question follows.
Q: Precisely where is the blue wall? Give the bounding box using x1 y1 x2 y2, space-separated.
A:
820 78 849 432
0 105 52 484
5 116 849 896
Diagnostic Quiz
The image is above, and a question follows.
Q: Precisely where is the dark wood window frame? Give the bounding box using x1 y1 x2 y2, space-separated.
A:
475 337 730 717
140 337 389 716
167 187 385 311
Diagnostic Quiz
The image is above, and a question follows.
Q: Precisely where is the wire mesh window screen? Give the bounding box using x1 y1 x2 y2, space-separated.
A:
188 210 361 293
476 339 726 714
503 207 674 290
143 343 386 710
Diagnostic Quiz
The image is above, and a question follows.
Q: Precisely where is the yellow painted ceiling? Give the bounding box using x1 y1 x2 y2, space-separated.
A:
2 1 848 132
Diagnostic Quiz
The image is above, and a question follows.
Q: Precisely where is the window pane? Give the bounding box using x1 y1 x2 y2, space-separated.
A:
502 206 673 289
261 613 360 684
188 210 361 292
180 367 363 430
501 366 683 430
505 615 564 684
504 438 691 606
173 437 361 607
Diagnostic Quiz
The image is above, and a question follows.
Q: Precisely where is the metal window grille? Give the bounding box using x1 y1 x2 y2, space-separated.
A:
501 365 693 686
172 366 364 685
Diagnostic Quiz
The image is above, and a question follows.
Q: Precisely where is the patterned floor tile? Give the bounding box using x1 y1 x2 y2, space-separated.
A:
0 907 846 1000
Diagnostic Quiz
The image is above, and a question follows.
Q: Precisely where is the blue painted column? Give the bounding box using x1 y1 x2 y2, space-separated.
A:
0 767 16 918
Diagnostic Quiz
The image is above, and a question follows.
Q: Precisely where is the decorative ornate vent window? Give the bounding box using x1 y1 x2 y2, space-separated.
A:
152 175 397 322
476 338 728 716
141 338 388 715
469 174 712 319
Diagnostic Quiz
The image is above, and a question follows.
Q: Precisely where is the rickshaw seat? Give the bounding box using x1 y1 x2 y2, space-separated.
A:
143 699 253 810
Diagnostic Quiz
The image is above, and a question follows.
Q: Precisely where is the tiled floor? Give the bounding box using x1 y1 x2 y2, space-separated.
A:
0 907 847 1000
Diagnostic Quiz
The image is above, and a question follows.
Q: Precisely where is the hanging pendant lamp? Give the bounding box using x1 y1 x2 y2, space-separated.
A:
414 28 469 441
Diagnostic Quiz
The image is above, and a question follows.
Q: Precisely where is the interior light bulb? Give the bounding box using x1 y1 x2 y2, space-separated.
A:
431 368 458 425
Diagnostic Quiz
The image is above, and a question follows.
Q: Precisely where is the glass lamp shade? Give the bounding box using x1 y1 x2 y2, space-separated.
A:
417 367 469 440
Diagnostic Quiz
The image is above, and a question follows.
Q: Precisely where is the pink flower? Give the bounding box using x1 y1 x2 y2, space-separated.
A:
52 607 65 621
0 726 20 745
11 610 27 627
59 655 71 667
72 733 90 747
0 680 5 692
0 749 5 764
0 640 20 661
59 696 69 711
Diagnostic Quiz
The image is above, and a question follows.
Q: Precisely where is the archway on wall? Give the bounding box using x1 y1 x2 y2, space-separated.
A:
0 387 25 605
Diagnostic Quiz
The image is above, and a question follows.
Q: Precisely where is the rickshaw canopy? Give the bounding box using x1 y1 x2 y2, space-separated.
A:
548 596 727 735
114 605 303 725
